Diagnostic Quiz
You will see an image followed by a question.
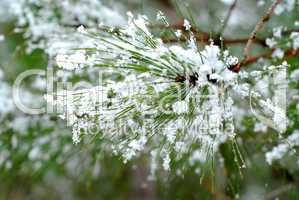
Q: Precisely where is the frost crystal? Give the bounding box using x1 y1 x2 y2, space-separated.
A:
266 130 299 164
272 48 284 59
183 19 191 31
290 32 299 50
265 38 277 48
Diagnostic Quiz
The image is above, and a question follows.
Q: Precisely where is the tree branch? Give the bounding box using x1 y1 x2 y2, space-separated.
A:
230 48 299 72
156 23 266 46
161 34 266 46
243 0 283 58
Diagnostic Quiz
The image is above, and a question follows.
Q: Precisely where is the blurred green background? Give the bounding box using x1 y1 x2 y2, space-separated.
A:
0 0 299 199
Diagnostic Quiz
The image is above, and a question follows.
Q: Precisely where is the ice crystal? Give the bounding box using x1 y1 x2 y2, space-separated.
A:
290 32 299 50
183 19 191 31
266 130 299 164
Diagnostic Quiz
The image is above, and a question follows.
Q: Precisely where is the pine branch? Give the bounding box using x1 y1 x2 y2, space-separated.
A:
243 0 283 58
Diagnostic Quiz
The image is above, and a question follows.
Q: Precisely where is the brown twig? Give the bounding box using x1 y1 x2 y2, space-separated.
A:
63 19 299 74
159 0 173 7
243 0 283 58
223 37 266 45
230 48 299 72
157 23 299 47
155 23 266 46
161 34 266 46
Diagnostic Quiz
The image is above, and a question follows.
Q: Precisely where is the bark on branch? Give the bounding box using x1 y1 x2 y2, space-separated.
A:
243 0 283 58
